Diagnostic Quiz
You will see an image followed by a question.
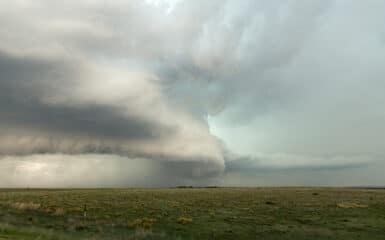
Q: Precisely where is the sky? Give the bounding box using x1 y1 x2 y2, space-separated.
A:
1 0 385 187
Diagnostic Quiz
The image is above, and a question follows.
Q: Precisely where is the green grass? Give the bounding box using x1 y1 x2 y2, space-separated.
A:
0 188 385 239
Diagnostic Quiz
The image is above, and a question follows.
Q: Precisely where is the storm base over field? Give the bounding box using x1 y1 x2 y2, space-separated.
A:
1 0 385 187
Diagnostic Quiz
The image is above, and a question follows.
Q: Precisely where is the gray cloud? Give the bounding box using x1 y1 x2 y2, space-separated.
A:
0 154 220 188
0 51 172 141
224 152 374 173
0 49 223 169
1 0 385 186
0 52 147 143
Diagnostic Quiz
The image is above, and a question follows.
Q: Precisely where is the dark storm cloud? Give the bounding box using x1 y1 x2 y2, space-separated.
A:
1 0 385 186
0 43 224 185
0 50 78 98
0 50 174 143
0 50 223 169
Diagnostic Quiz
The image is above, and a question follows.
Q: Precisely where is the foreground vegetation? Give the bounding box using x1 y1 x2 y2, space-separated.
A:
0 188 384 239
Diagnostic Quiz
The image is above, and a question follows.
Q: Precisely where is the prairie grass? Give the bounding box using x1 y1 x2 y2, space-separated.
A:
0 188 384 239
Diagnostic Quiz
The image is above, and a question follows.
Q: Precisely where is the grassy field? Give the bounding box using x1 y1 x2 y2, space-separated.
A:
0 188 384 239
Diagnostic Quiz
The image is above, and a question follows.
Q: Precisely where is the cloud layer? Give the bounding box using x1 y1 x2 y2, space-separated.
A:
1 0 385 186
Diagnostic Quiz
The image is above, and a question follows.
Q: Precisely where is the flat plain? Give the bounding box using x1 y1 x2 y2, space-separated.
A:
0 188 384 239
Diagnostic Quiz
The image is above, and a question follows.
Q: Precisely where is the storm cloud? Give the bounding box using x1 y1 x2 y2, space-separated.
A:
1 0 385 187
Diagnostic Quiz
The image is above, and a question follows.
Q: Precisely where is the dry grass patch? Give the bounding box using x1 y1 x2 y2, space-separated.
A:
337 202 368 209
177 217 193 224
128 218 157 229
53 208 65 216
9 202 41 211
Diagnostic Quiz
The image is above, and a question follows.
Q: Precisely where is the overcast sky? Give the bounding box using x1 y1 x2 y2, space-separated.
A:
1 0 385 187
